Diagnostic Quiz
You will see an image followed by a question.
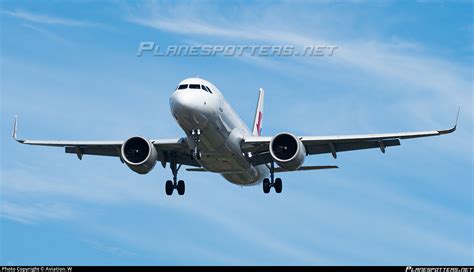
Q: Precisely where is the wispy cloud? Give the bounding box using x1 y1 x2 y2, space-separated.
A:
2 161 471 263
0 201 75 224
125 2 471 125
21 23 70 45
125 2 472 161
1 166 328 263
80 239 138 258
2 9 101 28
1 1 471 265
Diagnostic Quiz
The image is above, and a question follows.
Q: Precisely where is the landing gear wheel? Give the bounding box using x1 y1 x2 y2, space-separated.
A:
177 180 185 195
263 178 271 194
264 161 283 194
165 180 173 195
166 152 185 196
274 178 282 193
193 147 202 160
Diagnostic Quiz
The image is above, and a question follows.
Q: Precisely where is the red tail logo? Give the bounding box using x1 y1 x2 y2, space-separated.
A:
256 111 263 136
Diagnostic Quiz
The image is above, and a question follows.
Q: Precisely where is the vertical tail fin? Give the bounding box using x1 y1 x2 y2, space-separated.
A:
252 88 264 136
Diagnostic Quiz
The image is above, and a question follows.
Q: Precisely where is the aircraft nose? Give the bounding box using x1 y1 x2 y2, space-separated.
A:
170 89 215 128
170 89 193 113
170 89 214 117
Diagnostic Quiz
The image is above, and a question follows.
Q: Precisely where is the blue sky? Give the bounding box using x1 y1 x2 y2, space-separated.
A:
1 0 472 265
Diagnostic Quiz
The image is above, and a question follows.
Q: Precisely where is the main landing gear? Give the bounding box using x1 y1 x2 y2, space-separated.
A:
263 161 282 194
191 129 202 160
165 153 185 196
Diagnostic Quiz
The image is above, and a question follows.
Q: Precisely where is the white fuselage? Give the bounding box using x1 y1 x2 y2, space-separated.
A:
169 78 269 185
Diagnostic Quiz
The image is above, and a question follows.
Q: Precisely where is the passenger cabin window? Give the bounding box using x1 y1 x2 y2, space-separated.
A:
177 84 188 90
189 84 200 89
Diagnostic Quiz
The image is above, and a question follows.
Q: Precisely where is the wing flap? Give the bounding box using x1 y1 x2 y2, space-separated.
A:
305 139 400 155
274 165 338 173
65 146 120 158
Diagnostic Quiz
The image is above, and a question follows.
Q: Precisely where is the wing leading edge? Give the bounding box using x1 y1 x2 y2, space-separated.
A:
242 108 459 165
12 116 199 167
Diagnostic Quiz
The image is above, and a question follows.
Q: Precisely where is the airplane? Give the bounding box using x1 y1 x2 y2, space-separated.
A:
12 77 459 195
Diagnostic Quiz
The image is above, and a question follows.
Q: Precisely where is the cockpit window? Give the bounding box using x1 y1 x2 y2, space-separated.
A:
178 83 213 93
200 85 208 93
200 85 213 94
205 85 213 94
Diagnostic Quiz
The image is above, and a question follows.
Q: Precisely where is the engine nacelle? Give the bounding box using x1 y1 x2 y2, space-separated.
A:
121 136 157 174
269 132 306 171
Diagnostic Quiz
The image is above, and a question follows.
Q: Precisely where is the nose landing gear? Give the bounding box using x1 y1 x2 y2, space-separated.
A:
191 129 202 160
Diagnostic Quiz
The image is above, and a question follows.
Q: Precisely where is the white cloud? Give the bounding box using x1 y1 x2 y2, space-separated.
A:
2 9 101 27
1 161 471 263
80 239 138 258
0 166 327 262
21 23 70 44
0 201 75 224
1 2 471 264
125 2 472 125
125 2 472 162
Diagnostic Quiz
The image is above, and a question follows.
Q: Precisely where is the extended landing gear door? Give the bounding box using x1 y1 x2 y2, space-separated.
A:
158 150 167 168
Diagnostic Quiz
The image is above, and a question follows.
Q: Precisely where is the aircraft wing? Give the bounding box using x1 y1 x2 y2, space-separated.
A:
12 117 199 167
242 111 459 166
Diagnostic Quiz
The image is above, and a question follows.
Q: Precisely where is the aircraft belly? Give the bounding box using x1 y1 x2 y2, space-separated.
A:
173 95 267 185
198 154 247 173
222 165 266 185
198 130 247 172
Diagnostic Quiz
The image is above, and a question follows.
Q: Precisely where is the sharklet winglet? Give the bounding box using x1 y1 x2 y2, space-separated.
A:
12 115 24 143
437 107 460 135
12 115 18 139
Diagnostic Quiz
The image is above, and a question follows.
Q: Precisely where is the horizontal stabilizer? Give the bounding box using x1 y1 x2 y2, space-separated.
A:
186 165 338 173
186 167 207 172
275 165 338 173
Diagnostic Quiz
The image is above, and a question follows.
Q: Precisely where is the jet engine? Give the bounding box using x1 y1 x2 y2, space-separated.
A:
269 132 306 171
121 136 157 174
